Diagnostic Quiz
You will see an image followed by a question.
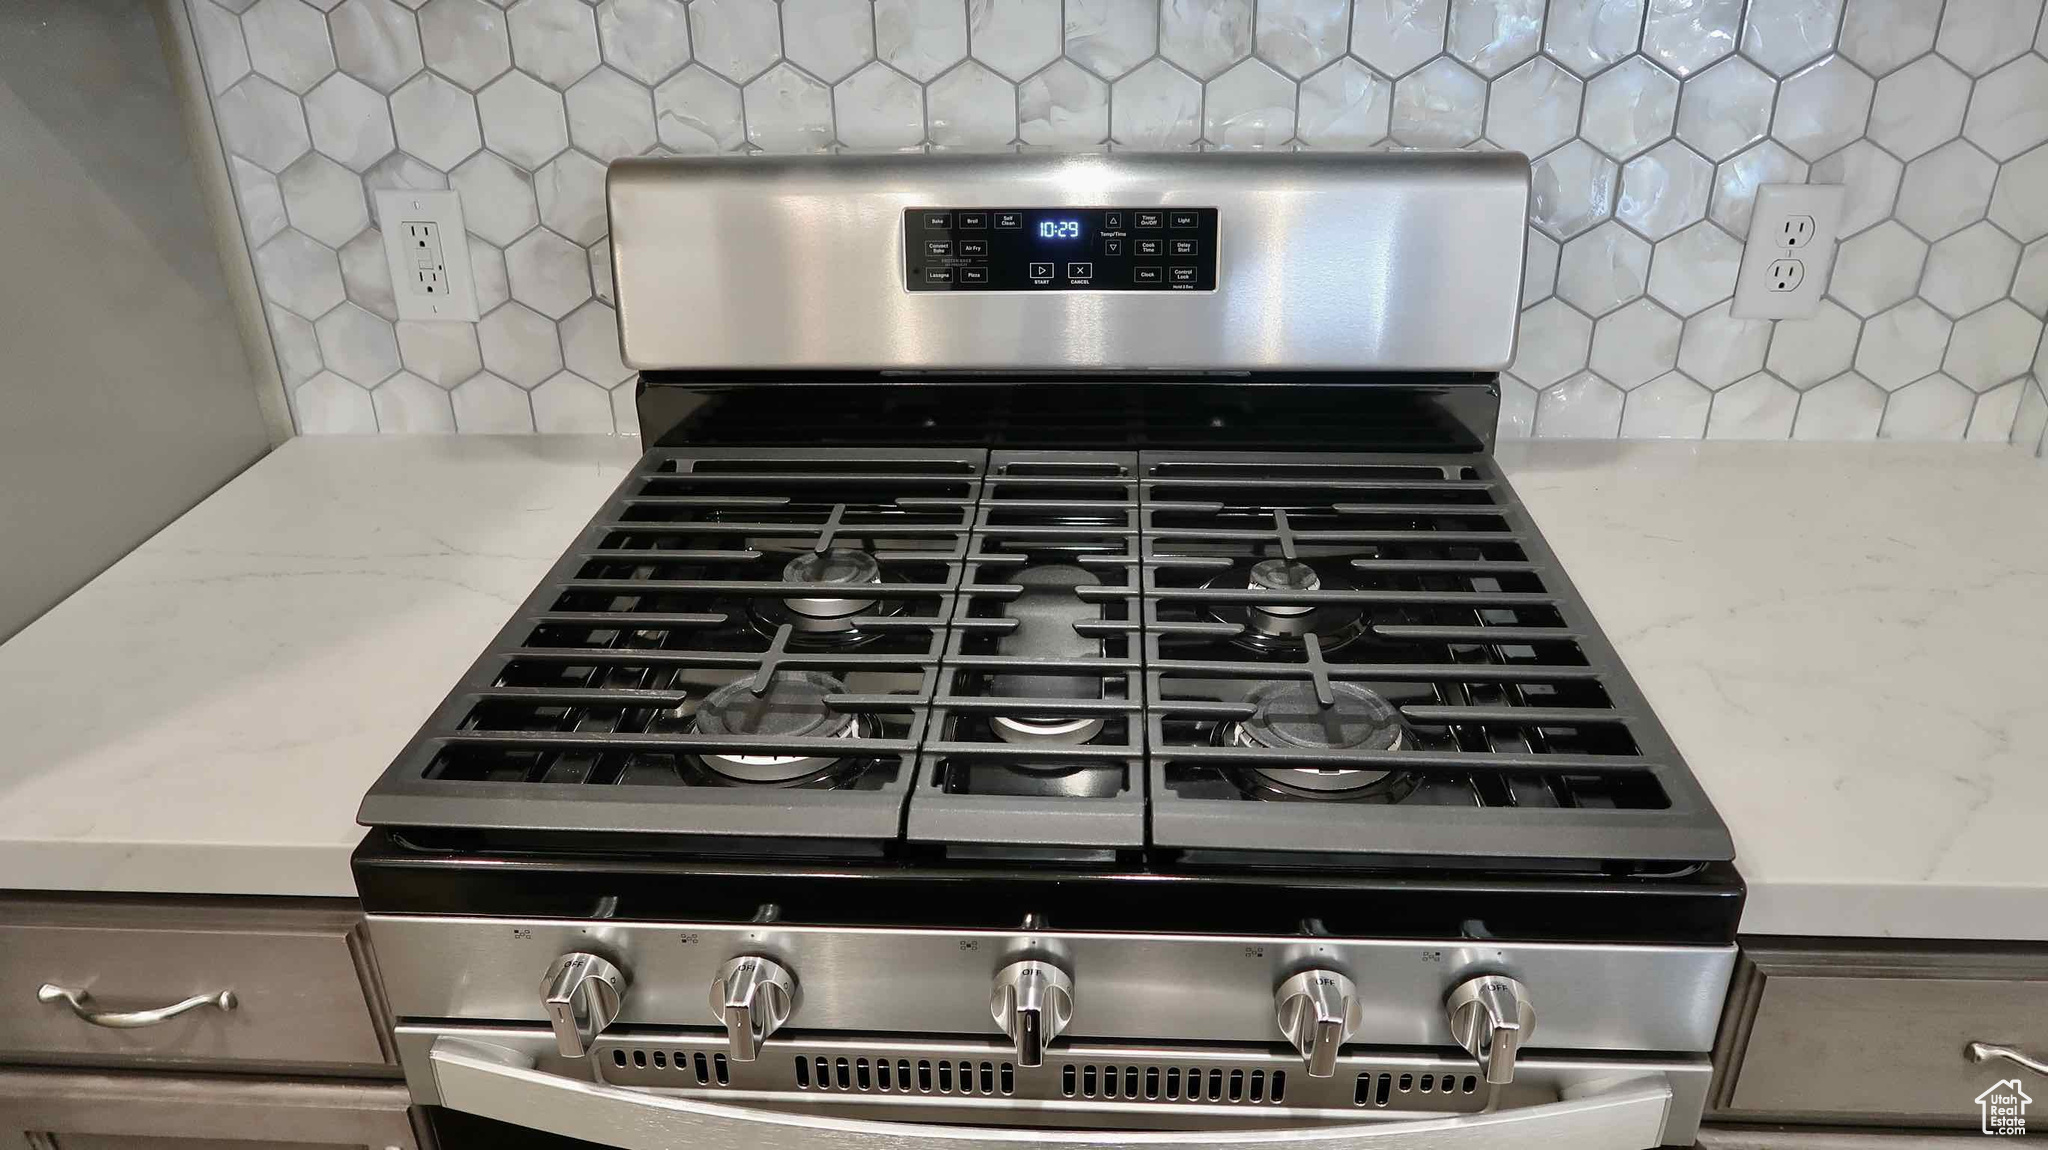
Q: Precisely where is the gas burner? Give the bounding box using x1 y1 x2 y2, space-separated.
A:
1205 560 1365 655
686 671 868 787
988 564 1106 751
1220 680 1417 803
750 548 898 646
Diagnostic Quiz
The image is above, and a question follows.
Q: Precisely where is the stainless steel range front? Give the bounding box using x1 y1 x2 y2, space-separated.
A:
355 152 1742 1150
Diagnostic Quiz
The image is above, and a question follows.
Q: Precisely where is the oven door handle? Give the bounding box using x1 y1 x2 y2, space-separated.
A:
427 1038 1676 1150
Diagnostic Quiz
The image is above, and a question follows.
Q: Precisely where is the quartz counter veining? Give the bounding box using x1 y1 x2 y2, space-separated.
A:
0 436 2042 941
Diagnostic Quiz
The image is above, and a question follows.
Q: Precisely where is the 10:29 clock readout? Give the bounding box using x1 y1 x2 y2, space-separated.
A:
1038 219 1082 239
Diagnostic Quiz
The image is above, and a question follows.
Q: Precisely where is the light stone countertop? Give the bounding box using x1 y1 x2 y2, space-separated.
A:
1 435 2042 941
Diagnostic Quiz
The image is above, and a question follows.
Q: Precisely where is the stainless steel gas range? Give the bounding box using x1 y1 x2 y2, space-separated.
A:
353 152 1743 1150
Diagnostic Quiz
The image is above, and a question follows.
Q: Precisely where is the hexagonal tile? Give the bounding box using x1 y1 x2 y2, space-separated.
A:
362 152 447 226
588 238 615 305
1589 297 1682 386
1580 56 1678 161
1738 0 1841 77
1866 56 1970 162
395 318 483 385
1497 375 1539 437
303 74 393 171
1837 0 1939 76
561 301 631 385
477 71 569 168
217 75 313 172
1297 58 1392 147
1530 141 1619 240
1709 141 1807 236
1964 378 2026 441
1773 55 1873 162
389 73 480 170
192 1 252 96
278 153 368 246
478 302 563 386
1922 222 2021 317
1854 299 1951 389
1807 139 1902 234
295 372 379 433
1486 57 1580 156
1350 0 1448 77
566 67 656 160
1878 373 1973 439
1944 300 2039 389
689 0 782 83
928 60 1017 148
449 151 537 245
371 371 456 431
1675 57 1774 162
1204 58 1295 148
1828 221 1925 315
1509 299 1595 385
595 0 692 85
332 0 425 92
1111 59 1202 148
1447 0 1543 77
268 305 323 386
1893 140 1997 241
336 228 395 321
1524 230 1560 303
1935 0 2040 75
1620 371 1711 437
1791 371 1885 439
452 372 536 430
470 238 509 312
1647 220 1741 315
835 63 926 149
420 0 511 90
507 0 600 86
1019 59 1109 146
1617 140 1712 240
655 66 746 153
1677 300 1773 386
1543 0 1644 78
314 302 401 385
505 229 593 319
2018 380 2048 452
1984 144 2048 244
231 157 288 245
1391 57 1486 147
2014 239 2048 316
254 229 346 318
1254 0 1349 79
975 0 1065 81
1642 0 1741 77
1765 298 1859 386
1534 372 1625 436
244 0 336 93
1706 371 1799 437
1962 55 2048 161
878 0 971 82
533 371 616 432
1557 222 1650 316
783 0 876 83
742 61 833 151
536 151 608 244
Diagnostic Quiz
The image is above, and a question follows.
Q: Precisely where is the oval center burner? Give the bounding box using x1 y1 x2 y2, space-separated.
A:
691 671 862 784
1232 679 1405 794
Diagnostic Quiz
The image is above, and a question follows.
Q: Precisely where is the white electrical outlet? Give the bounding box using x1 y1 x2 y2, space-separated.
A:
375 190 479 322
1730 184 1846 320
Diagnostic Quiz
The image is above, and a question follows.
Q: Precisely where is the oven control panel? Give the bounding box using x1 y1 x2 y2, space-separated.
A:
902 207 1219 292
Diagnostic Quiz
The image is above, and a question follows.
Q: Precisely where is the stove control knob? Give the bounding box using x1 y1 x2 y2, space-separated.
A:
991 960 1074 1068
541 952 628 1059
1275 969 1363 1078
1445 974 1535 1085
711 956 798 1063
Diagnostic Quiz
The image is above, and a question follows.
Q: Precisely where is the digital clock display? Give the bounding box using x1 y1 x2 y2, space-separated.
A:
1038 219 1082 240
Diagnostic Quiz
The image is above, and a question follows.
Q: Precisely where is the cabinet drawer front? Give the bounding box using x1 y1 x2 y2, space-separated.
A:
0 900 390 1070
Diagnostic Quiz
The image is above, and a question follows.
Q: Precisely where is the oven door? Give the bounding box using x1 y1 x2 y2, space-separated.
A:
401 1029 1710 1150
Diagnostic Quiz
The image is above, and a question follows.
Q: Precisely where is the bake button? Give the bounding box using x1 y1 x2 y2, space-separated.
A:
1105 212 1123 229
1067 262 1093 279
924 267 954 283
1133 266 1163 283
1169 211 1199 228
959 239 988 256
1135 239 1162 256
1134 211 1163 228
995 211 1024 229
958 212 988 228
923 211 953 229
1029 261 1054 278
924 239 953 256
961 267 989 283
1103 238 1124 255
1169 265 1198 283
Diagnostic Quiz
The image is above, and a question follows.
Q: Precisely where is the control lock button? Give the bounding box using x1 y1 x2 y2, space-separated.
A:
1169 266 1198 283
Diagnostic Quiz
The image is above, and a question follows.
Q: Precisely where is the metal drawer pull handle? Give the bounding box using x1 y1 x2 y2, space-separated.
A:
1969 1042 2048 1077
37 983 237 1029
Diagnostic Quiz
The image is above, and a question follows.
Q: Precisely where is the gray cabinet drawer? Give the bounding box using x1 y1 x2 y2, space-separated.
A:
0 1066 420 1149
1710 940 2048 1127
0 897 393 1072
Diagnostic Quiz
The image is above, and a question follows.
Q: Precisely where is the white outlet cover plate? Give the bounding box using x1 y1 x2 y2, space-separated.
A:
1730 183 1846 320
374 189 479 322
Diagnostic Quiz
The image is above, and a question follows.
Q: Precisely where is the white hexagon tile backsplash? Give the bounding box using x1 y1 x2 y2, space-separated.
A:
184 0 2048 451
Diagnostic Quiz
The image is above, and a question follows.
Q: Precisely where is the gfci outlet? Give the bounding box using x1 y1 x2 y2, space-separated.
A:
1730 184 1845 320
374 190 479 322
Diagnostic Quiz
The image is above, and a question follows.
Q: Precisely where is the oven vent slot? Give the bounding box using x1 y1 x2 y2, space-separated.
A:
1353 1070 1479 1106
610 1047 729 1086
1059 1063 1285 1104
795 1055 1013 1096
